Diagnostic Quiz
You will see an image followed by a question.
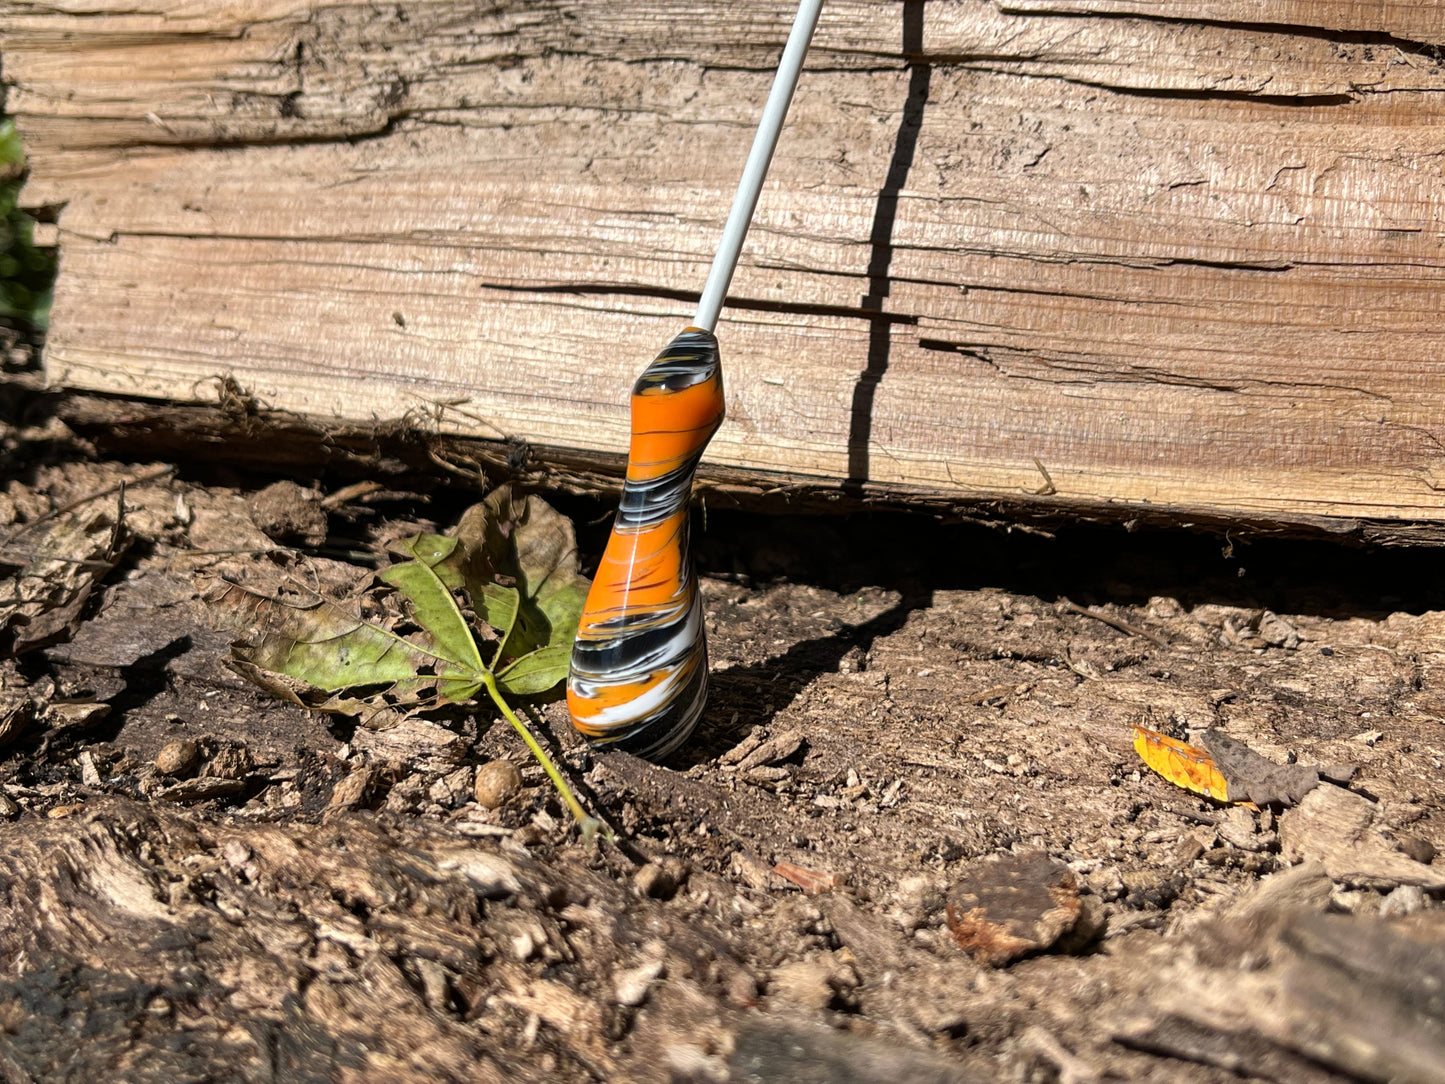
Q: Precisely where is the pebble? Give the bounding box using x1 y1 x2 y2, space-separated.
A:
768 958 837 1011
221 839 254 872
1217 806 1271 852
727 969 760 1008
474 759 522 809
155 739 201 778
1379 884 1426 918
0 792 19 818
614 957 666 1007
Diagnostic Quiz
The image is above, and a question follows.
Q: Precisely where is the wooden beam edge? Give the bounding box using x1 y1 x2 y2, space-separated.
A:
45 389 1444 548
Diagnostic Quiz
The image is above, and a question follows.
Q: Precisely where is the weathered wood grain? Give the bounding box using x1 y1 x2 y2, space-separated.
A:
6 0 1445 537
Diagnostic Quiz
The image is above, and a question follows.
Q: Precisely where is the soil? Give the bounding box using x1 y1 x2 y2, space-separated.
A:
1 334 1443 1083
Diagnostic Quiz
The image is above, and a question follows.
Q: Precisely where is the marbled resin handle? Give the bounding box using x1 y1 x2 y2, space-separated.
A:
566 328 724 759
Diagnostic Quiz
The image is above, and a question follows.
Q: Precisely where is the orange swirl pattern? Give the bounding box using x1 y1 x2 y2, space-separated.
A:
567 328 725 758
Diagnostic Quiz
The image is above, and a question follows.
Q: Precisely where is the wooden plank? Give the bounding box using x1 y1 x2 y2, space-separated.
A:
6 0 1445 538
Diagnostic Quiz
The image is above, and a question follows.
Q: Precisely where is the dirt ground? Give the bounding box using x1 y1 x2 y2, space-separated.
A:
1 342 1443 1082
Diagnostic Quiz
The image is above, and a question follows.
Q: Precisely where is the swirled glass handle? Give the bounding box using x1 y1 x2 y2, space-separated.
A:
566 328 723 758
567 0 822 757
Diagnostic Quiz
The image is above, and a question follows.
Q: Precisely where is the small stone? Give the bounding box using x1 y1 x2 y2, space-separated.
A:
473 759 522 809
155 739 201 778
1256 610 1301 649
727 969 760 1008
730 850 787 892
1379 884 1426 918
0 792 19 818
767 958 836 1011
221 839 253 870
633 863 677 900
888 874 942 931
614 956 666 1007
47 803 84 819
1395 833 1437 865
508 928 539 961
1217 806 1270 852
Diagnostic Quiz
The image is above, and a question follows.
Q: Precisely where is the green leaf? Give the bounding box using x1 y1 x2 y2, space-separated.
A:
476 582 521 656
508 493 591 652
379 552 483 672
444 485 590 661
204 489 600 832
386 532 457 566
203 578 481 701
495 644 572 697
531 575 589 651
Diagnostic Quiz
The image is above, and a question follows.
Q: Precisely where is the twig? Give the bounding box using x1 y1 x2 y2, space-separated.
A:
1030 456 1057 496
320 480 385 509
965 682 1032 706
1019 1026 1099 1084
426 446 487 482
1058 597 1171 650
420 397 510 440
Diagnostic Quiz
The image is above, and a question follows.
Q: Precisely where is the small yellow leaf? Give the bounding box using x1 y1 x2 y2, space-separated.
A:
1133 725 1230 802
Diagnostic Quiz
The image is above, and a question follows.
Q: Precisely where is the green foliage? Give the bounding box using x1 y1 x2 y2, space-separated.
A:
205 487 602 832
1 118 55 329
210 493 585 713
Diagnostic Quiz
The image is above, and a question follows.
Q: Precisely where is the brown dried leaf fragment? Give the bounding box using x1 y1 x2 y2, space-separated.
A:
0 494 128 653
1197 730 1326 807
946 851 1084 967
0 687 37 749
